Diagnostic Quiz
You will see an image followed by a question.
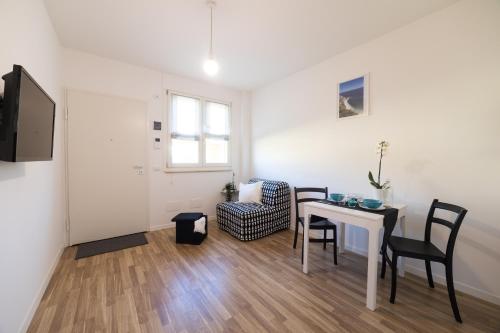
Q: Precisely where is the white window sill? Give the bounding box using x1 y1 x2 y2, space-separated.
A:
164 167 232 173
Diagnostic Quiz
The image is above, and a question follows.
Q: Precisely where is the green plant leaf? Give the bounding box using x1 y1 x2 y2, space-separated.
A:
368 171 375 183
369 171 383 188
381 180 391 189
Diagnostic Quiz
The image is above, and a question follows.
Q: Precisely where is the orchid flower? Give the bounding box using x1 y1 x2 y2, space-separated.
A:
369 140 391 190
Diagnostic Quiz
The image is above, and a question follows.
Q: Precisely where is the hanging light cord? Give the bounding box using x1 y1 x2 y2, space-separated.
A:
203 0 218 76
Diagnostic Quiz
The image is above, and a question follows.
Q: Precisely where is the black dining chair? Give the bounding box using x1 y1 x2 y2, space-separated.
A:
380 199 468 323
293 187 338 265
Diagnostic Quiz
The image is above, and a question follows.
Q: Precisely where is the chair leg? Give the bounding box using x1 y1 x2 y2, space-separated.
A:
380 252 387 279
301 233 304 264
333 227 338 265
293 220 299 249
390 252 398 304
323 229 327 249
425 260 435 288
446 263 462 323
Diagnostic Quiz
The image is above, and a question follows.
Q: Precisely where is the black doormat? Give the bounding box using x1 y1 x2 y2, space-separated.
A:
75 232 148 259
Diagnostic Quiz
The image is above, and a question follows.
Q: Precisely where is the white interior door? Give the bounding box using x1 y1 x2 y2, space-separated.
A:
67 90 148 245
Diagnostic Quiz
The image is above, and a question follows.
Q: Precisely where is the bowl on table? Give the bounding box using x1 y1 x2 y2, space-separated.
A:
362 199 383 209
329 193 345 202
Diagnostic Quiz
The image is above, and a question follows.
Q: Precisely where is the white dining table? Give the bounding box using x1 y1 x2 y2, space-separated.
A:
302 201 407 311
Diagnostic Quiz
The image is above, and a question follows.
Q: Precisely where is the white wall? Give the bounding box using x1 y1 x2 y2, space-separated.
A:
0 1 65 332
62 49 249 231
251 0 500 304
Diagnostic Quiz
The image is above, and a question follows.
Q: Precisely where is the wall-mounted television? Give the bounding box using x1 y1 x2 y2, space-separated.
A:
0 65 56 162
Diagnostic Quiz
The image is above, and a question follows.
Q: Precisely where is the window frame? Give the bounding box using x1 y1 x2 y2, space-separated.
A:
166 90 232 171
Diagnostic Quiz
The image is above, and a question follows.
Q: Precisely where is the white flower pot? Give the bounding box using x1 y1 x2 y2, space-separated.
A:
373 188 388 203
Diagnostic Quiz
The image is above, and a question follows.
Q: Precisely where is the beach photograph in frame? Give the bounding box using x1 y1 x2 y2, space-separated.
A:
338 74 369 119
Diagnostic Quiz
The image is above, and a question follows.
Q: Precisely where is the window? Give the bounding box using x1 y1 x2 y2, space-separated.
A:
170 95 201 164
168 92 230 169
205 101 230 164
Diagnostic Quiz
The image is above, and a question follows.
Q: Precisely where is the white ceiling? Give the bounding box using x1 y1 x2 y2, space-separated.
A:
44 0 457 90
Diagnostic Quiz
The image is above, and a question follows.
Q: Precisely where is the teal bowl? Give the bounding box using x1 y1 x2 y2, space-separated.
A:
329 193 345 202
363 199 383 209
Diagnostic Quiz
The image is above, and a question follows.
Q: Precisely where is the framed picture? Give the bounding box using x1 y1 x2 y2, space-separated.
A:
337 74 369 119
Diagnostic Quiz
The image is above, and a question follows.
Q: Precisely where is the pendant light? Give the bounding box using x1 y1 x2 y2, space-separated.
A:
203 0 219 76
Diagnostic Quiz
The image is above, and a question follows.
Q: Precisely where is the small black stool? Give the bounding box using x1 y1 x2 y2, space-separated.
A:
171 212 208 245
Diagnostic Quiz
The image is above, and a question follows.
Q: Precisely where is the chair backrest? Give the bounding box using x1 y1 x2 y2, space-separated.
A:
381 208 400 254
294 187 328 222
425 199 468 259
248 178 290 208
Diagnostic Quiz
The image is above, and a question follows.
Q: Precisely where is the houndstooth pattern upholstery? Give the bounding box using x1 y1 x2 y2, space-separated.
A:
216 179 291 241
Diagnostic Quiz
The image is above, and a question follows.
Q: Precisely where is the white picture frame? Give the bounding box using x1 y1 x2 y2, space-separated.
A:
337 73 370 119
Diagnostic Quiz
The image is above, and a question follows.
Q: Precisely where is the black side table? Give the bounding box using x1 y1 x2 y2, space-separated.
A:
171 212 208 245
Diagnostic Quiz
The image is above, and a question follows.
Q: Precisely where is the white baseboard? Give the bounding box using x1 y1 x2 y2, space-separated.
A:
404 265 500 306
344 245 500 306
19 245 65 333
149 216 216 232
345 244 368 257
149 223 175 231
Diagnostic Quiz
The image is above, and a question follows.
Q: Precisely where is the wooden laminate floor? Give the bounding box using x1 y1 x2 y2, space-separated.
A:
28 224 500 332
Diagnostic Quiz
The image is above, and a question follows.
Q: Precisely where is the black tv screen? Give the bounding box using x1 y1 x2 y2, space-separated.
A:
0 65 55 162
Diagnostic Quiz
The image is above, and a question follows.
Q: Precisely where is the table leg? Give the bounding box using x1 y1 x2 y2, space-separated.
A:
339 222 346 254
399 216 406 277
367 228 380 311
302 212 310 274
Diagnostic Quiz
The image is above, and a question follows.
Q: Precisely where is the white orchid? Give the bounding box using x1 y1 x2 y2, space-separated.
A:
376 140 389 155
369 140 391 190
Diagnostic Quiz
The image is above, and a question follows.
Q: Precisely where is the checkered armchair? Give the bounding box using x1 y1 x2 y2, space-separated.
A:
216 179 291 241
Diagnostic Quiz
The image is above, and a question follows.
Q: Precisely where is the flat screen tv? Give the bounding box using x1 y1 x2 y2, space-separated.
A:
0 65 56 162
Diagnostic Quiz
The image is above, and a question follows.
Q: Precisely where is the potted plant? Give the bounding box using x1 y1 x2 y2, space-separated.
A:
223 182 236 202
222 172 237 202
368 140 391 202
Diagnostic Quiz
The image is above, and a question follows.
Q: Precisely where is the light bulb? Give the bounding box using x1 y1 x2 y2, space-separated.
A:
203 58 219 76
